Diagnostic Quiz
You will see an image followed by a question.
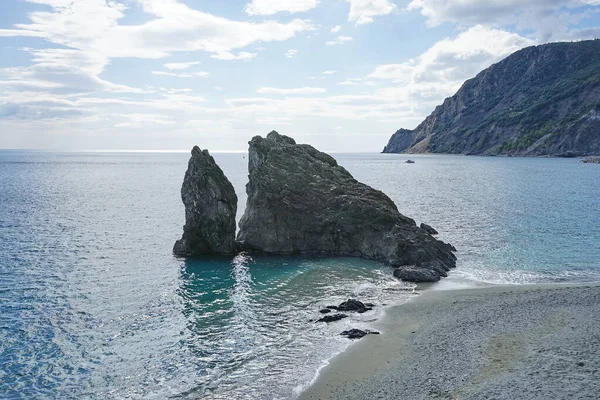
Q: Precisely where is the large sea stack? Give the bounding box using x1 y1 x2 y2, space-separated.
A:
173 146 237 256
382 40 600 157
237 131 456 280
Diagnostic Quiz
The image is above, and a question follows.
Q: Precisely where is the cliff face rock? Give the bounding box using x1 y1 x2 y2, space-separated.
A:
237 131 456 280
383 40 600 157
173 146 237 256
382 129 416 154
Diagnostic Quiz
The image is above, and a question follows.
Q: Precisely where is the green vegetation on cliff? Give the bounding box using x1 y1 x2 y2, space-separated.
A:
383 40 600 157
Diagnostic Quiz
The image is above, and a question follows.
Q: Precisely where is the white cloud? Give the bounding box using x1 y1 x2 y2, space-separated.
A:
114 113 176 128
210 51 258 60
210 24 533 137
409 0 573 26
245 0 319 15
0 0 315 142
3 0 597 152
285 49 299 58
224 94 409 123
368 25 534 112
0 29 48 38
152 71 210 78
0 48 145 94
163 61 201 70
326 35 353 45
369 25 533 81
159 87 194 93
336 77 379 86
257 87 327 94
2 0 313 81
347 0 397 25
408 0 600 41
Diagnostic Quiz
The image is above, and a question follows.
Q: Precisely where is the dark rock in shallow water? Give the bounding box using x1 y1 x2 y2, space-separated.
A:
423 260 451 274
236 131 456 279
341 329 381 339
581 157 600 164
444 242 458 252
420 223 438 235
173 146 238 256
337 299 372 313
319 309 332 314
317 313 348 323
394 265 441 283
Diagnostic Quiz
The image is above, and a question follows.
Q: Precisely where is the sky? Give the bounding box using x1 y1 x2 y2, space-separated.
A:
0 0 599 152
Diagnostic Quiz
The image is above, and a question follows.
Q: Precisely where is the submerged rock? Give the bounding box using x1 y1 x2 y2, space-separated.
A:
237 131 457 280
420 223 439 235
319 309 332 314
173 146 238 256
337 299 372 313
340 329 381 339
317 313 348 323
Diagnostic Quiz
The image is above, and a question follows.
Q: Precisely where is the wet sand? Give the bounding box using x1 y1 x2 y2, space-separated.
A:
300 283 600 400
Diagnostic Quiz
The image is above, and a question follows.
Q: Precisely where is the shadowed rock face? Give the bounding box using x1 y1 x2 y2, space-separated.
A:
173 146 237 256
237 131 456 279
382 40 600 157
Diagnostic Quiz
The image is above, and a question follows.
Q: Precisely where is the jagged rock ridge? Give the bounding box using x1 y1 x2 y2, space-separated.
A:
383 40 600 157
173 146 237 256
237 131 456 280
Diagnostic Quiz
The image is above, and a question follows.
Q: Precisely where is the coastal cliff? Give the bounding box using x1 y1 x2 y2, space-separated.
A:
382 40 600 157
237 131 456 281
173 146 238 256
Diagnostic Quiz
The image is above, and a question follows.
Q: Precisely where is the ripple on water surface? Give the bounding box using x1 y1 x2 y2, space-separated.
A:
0 151 599 399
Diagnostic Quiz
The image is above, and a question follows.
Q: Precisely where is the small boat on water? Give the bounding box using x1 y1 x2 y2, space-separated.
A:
405 160 415 164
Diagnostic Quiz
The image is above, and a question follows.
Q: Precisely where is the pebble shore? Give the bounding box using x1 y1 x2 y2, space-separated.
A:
300 284 600 400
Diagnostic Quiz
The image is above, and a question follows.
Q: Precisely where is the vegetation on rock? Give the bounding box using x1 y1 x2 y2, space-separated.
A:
383 40 600 157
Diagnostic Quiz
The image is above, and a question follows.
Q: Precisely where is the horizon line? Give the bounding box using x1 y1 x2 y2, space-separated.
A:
0 149 380 154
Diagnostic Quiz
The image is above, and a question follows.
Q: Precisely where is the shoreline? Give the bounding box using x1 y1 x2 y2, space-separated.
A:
299 282 600 400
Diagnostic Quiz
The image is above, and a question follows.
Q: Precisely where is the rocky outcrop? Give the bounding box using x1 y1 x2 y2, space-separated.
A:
173 146 238 256
336 299 373 313
383 40 600 157
317 314 348 323
237 131 457 281
420 223 438 235
394 265 443 283
581 157 600 164
382 129 416 153
340 329 381 339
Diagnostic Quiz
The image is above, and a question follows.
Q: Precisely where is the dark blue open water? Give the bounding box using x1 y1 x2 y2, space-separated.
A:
0 151 599 399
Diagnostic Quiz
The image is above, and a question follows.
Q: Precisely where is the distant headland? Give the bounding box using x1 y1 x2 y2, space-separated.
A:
383 40 600 157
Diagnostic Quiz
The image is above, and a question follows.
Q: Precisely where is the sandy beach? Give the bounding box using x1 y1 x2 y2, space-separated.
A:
300 283 600 400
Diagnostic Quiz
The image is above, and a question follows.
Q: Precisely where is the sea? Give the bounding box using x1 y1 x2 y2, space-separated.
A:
1 151 599 399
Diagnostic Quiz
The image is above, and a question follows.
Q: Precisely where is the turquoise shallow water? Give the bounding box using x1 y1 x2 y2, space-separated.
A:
0 151 599 399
